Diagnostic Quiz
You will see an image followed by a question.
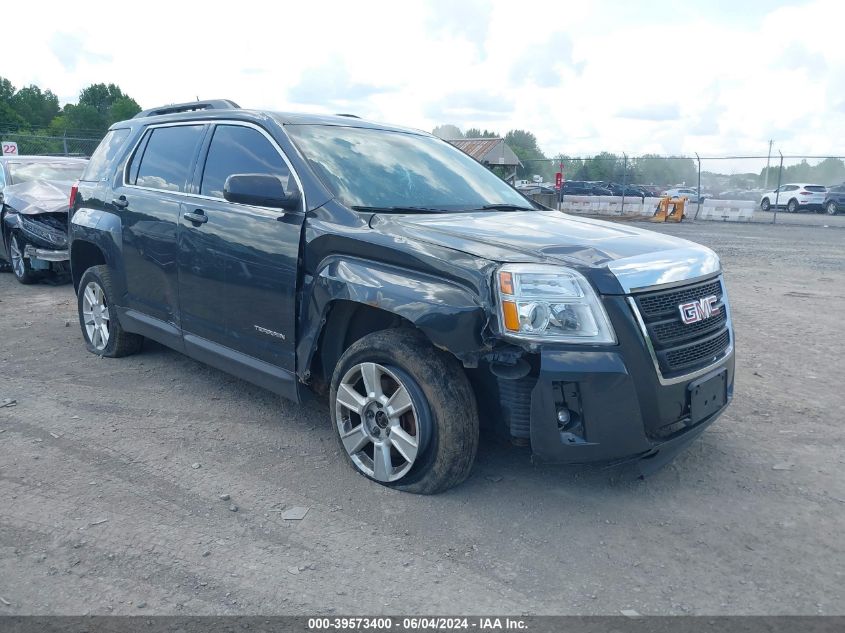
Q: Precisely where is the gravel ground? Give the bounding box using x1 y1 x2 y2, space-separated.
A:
0 221 843 616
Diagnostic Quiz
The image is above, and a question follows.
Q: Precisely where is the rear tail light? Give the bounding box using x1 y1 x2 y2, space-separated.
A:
69 182 79 210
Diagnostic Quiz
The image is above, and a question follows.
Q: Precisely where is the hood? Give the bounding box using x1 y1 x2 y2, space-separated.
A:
370 210 720 294
2 180 73 215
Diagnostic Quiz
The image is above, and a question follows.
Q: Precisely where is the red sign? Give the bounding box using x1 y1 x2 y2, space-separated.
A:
555 172 562 190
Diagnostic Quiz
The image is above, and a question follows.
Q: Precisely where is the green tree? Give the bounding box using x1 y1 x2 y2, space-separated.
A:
504 129 549 180
64 83 142 132
629 154 696 187
809 157 845 185
0 77 16 103
11 85 60 128
55 103 104 133
110 96 142 122
0 77 27 129
432 124 463 140
0 102 26 129
464 127 497 138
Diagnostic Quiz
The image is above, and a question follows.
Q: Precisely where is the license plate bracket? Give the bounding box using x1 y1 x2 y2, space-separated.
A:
689 370 727 424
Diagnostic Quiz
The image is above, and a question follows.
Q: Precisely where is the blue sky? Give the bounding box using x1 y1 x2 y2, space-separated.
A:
4 0 843 164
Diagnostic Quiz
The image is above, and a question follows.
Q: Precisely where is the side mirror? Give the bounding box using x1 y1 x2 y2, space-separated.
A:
223 174 300 210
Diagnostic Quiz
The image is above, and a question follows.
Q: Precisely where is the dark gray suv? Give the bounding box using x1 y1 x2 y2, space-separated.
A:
69 99 735 493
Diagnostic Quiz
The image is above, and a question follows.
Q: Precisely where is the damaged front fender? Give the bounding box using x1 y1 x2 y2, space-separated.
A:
297 256 492 379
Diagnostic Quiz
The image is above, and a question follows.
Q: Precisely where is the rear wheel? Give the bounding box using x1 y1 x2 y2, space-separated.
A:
827 201 838 215
330 329 479 494
77 265 143 357
787 199 799 213
9 232 38 284
760 198 771 211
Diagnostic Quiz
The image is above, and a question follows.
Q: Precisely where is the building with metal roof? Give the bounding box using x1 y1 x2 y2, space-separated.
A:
448 138 522 168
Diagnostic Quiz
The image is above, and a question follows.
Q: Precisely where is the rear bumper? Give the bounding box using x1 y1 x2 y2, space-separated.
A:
527 346 734 467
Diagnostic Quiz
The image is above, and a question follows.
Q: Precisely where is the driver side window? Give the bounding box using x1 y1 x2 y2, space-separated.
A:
200 125 294 201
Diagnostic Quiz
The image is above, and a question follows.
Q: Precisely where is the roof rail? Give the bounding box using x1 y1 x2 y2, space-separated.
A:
133 99 241 119
335 113 360 119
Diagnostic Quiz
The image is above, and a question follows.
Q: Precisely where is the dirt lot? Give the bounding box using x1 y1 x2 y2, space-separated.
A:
1 221 843 616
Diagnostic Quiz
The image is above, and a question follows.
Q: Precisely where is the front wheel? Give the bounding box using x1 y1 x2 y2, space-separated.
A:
330 329 479 494
9 233 38 284
760 198 771 211
827 201 838 215
787 199 799 213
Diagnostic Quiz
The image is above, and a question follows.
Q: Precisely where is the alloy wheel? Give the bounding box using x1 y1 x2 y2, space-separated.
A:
827 201 838 215
81 281 110 351
335 362 423 482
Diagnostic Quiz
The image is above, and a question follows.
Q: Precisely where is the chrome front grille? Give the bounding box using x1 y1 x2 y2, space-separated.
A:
631 276 732 380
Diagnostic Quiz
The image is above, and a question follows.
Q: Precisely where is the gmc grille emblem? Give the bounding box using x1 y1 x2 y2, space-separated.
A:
679 295 720 325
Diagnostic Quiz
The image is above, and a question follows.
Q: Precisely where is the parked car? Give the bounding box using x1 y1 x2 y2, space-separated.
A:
662 187 704 203
759 183 827 212
604 182 646 199
0 156 88 283
561 180 592 196
633 185 662 198
69 100 734 494
822 184 845 215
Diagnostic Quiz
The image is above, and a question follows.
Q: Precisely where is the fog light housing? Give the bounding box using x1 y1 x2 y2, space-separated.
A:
557 407 571 425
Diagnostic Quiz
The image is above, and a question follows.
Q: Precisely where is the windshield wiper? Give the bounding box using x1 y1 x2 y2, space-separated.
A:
351 205 449 214
477 203 536 211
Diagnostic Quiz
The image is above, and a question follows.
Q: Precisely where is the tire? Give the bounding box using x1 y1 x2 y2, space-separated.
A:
77 265 143 357
329 328 479 494
760 198 771 211
787 199 799 213
8 232 38 284
827 201 838 216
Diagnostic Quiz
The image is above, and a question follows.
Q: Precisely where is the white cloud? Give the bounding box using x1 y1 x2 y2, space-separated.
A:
3 0 845 165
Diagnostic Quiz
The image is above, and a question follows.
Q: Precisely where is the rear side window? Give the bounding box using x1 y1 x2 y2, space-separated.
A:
83 128 130 182
131 125 204 192
805 185 826 192
200 125 292 199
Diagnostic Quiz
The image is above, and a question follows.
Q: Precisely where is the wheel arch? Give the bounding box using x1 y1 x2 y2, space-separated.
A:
310 300 412 390
70 240 107 292
297 257 492 388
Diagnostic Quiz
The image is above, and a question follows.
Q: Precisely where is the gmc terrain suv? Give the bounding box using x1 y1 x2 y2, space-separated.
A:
69 100 735 494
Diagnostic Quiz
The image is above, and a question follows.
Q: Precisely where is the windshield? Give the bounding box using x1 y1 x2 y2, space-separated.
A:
8 161 86 185
285 124 532 211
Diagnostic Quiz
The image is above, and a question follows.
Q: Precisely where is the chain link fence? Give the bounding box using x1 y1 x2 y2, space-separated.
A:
0 128 103 158
518 153 845 226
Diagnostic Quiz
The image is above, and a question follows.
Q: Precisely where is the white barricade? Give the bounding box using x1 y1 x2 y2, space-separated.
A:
696 200 756 222
560 196 758 222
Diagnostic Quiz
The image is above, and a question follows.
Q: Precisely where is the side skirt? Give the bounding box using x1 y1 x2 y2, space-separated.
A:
117 307 300 403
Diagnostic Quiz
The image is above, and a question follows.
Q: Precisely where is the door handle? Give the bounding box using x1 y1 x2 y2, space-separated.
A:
112 196 129 209
183 209 208 224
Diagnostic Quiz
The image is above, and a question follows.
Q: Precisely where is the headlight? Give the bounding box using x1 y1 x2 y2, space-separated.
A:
496 264 616 344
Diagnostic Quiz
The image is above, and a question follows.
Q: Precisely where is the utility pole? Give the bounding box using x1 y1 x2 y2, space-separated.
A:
764 139 773 189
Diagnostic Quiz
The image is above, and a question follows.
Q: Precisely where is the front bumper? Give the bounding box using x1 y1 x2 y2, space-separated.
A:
24 244 69 262
527 346 734 466
497 293 735 470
